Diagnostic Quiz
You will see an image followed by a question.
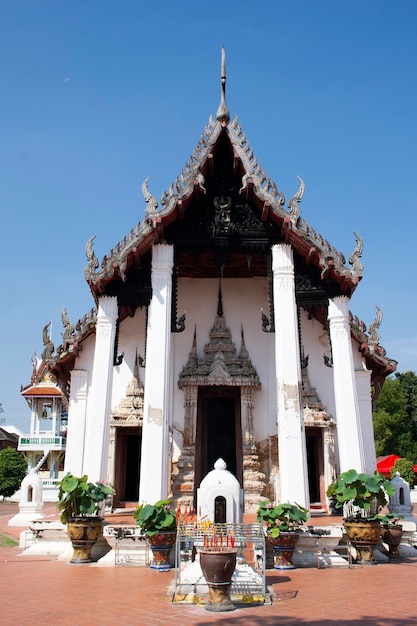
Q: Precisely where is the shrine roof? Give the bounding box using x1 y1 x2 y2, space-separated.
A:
21 384 62 398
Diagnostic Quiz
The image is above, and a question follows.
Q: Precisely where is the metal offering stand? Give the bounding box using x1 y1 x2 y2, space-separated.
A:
174 522 266 606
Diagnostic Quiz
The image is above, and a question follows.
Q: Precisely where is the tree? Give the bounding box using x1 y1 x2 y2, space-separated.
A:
395 372 417 440
0 447 27 498
391 458 415 488
373 372 417 463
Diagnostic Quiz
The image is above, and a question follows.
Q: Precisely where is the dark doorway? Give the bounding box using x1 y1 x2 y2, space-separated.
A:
195 388 242 498
125 433 141 501
114 427 141 505
306 428 324 505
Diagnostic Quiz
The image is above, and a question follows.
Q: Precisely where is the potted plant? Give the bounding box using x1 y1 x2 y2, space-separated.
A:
326 469 394 564
379 512 403 559
57 472 114 564
257 501 308 569
134 499 177 571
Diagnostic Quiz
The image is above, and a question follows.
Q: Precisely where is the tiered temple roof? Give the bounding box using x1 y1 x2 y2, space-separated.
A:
40 49 395 392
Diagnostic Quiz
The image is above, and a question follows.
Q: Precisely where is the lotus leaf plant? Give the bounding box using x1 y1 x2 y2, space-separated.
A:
57 472 114 524
257 501 308 538
326 469 394 520
134 499 177 536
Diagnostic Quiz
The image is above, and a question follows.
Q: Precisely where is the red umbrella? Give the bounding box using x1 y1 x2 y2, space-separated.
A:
376 454 417 477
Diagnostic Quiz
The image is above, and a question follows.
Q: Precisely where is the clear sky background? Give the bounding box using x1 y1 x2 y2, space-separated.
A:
1 1 416 431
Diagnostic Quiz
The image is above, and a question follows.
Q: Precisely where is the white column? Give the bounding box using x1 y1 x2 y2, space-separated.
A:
35 400 40 435
30 402 36 435
356 369 377 474
272 244 309 508
107 427 117 488
83 296 118 483
64 369 88 476
328 296 365 473
51 397 57 436
139 244 174 504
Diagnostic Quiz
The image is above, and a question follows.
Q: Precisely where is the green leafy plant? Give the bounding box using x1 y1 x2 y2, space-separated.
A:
57 472 114 524
378 512 403 529
326 469 394 520
257 501 308 538
134 499 177 537
391 458 415 488
0 447 27 498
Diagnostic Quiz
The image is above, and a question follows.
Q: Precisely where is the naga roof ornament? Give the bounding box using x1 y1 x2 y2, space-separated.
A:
349 231 364 277
141 176 158 224
41 321 54 362
368 305 383 344
288 175 305 226
41 308 97 366
349 305 395 369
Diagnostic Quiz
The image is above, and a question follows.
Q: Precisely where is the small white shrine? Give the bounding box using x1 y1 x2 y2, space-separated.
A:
197 458 243 524
8 470 44 526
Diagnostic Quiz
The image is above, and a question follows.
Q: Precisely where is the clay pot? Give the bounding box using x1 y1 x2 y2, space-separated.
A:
147 532 176 571
268 532 300 569
199 549 237 612
344 519 381 564
67 518 103 564
381 525 403 559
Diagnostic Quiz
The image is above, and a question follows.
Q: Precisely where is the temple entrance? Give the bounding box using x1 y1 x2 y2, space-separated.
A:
306 428 324 506
114 427 142 505
195 387 242 498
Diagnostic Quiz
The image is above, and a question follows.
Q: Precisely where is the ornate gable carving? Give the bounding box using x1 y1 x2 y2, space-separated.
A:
111 351 144 426
301 370 334 428
178 288 260 390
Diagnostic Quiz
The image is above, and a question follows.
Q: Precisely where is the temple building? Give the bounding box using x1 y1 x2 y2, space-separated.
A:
18 359 67 501
26 51 396 514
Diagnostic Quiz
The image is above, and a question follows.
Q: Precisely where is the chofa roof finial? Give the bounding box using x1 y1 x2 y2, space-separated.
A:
216 47 230 124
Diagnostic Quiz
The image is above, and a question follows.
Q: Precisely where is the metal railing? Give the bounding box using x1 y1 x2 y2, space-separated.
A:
18 436 66 449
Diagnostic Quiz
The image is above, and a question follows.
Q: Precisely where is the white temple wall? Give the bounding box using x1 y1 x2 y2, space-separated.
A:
64 334 95 476
171 276 276 459
73 333 95 376
73 333 95 449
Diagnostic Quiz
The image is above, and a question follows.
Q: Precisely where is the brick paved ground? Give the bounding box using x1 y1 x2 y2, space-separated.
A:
1 502 417 626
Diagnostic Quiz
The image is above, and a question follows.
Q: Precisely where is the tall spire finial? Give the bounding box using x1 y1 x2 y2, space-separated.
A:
216 47 230 124
217 282 224 317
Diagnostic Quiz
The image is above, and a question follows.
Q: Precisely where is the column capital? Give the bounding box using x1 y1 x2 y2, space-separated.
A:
69 369 88 399
152 244 174 273
272 243 294 272
328 295 350 321
97 295 118 322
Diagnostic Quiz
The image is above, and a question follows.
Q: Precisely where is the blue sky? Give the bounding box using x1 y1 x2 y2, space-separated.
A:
1 1 417 431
